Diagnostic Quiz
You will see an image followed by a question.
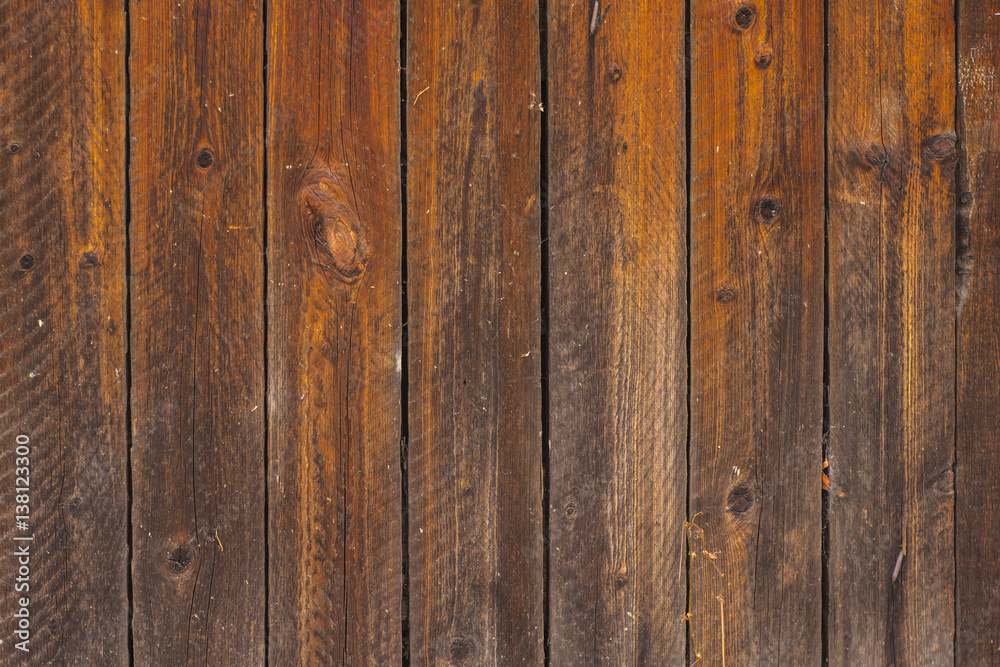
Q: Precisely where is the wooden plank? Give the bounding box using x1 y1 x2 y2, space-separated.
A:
956 1 1000 661
406 0 543 661
827 0 956 662
129 1 265 663
546 1 687 663
267 0 402 663
0 0 128 661
688 1 824 664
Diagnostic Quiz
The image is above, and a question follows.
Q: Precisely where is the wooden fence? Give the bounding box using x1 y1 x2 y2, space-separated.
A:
1 0 997 664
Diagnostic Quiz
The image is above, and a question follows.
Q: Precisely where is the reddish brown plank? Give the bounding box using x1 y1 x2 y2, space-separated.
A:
957 0 1000 662
0 0 128 661
546 0 688 663
406 0 544 662
688 1 825 664
129 1 265 663
827 0 956 663
267 0 403 663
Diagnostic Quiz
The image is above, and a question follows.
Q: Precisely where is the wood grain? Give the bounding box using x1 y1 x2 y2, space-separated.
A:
0 0 128 661
688 1 824 664
957 1 1000 662
267 0 403 663
129 1 265 663
546 0 687 663
406 0 544 662
827 0 956 663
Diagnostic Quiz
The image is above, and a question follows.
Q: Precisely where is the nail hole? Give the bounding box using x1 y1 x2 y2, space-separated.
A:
18 254 34 271
734 5 755 29
607 62 622 82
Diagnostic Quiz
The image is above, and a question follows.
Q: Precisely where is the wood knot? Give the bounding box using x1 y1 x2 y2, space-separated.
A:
564 501 577 519
726 483 755 517
18 253 34 271
196 147 214 169
80 251 101 268
615 572 628 589
732 4 755 30
166 545 194 574
716 286 737 303
300 167 371 286
756 196 782 225
607 62 623 82
8 143 20 154
923 132 956 161
864 142 889 170
66 497 83 516
754 44 772 69
931 468 954 497
449 636 475 665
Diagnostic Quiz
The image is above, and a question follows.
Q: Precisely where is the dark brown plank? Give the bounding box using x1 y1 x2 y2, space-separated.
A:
267 0 403 663
0 0 128 661
406 0 544 662
129 1 265 663
688 1 824 664
546 0 687 663
957 1 1000 662
827 0 956 663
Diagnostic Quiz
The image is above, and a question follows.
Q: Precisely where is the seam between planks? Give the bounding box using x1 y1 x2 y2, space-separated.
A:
262 0 270 661
538 0 550 662
124 0 135 663
399 0 411 661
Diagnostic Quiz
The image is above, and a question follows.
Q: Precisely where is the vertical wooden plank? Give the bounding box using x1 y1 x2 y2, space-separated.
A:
267 0 402 663
688 1 824 664
406 0 543 662
827 0 956 663
129 1 264 663
956 0 999 661
547 1 687 664
0 0 128 661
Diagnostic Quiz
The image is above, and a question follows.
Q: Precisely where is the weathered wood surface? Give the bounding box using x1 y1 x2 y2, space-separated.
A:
957 1 1000 663
405 0 544 662
0 0 128 662
827 0 956 663
547 0 687 663
688 1 825 664
6 0 1000 663
267 0 403 663
129 0 265 663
